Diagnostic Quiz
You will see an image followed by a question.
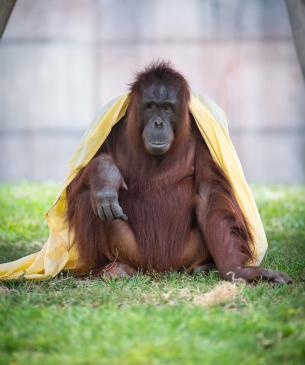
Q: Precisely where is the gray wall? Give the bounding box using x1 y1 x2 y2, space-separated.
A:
0 0 304 183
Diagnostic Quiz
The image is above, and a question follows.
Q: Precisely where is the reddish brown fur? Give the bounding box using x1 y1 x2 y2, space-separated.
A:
66 61 254 274
192 124 254 272
66 160 109 269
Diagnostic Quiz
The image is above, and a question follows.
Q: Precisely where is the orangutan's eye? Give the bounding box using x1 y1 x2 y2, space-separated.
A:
163 104 172 112
146 103 154 110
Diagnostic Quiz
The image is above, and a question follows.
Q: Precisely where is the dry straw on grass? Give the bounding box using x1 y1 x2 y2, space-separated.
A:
192 281 241 306
160 281 243 307
0 285 11 293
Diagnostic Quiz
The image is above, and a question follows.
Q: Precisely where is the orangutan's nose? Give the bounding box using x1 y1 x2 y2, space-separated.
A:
154 119 164 128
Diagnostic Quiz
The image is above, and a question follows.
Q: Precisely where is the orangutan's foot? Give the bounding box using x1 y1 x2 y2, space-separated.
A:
191 263 216 274
224 267 293 284
102 262 138 280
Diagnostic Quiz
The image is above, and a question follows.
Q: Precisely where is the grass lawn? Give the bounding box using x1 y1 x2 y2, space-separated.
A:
0 182 304 365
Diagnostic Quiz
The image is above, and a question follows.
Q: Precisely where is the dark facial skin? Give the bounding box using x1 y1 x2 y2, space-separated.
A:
140 83 179 156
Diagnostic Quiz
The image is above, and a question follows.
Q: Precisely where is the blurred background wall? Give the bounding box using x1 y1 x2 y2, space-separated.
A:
0 0 304 183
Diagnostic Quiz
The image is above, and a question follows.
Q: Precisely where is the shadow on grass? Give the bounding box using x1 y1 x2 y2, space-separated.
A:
0 241 43 264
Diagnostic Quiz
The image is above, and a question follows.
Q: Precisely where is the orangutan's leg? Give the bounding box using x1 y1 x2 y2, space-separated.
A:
94 220 141 279
180 228 211 273
105 220 141 265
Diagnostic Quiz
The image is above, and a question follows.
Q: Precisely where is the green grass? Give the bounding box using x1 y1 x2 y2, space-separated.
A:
0 182 304 365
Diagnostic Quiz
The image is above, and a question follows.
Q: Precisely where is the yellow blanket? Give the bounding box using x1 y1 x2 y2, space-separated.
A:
0 94 268 280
